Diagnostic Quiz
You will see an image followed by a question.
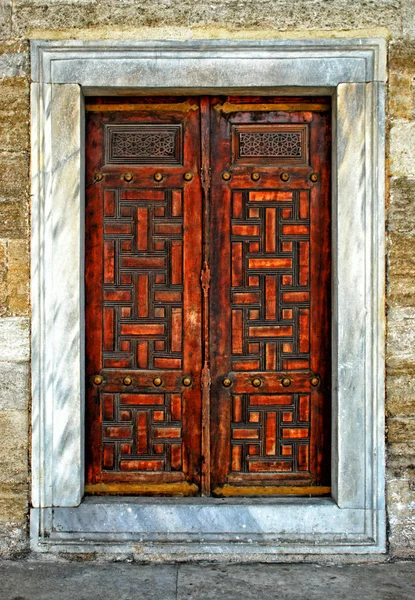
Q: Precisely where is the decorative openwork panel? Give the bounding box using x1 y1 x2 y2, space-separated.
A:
102 391 183 473
232 125 309 166
105 124 183 165
231 393 310 475
102 187 183 371
240 132 301 157
230 189 310 372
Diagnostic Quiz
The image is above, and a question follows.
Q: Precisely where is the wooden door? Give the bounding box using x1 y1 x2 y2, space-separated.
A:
85 98 203 495
209 97 331 496
85 96 331 497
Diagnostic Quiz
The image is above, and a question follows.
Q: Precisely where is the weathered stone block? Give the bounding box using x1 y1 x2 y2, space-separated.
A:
387 307 415 373
0 409 28 448
388 416 415 443
0 240 6 316
7 239 30 315
0 317 30 361
388 441 415 460
389 40 415 119
0 486 27 523
389 72 414 120
0 1 12 40
0 200 28 239
402 0 415 39
387 442 415 479
389 177 415 235
388 231 415 306
0 41 29 77
0 152 29 200
387 478 415 556
387 374 415 416
389 39 415 72
0 454 27 485
0 409 28 487
0 361 30 411
0 78 29 152
11 0 402 36
389 122 415 178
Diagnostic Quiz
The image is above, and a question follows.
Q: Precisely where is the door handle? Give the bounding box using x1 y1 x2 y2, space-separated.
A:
222 377 232 388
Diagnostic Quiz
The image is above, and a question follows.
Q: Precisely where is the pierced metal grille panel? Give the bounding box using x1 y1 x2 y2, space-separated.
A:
105 124 183 165
232 124 309 166
239 131 302 157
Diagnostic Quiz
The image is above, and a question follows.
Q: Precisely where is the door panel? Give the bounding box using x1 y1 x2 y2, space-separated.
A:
84 96 331 497
209 98 331 495
85 98 203 495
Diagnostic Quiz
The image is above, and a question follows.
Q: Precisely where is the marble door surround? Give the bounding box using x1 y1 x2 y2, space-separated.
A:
30 39 386 558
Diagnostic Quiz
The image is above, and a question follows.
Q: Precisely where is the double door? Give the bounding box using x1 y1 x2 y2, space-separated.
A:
85 96 331 496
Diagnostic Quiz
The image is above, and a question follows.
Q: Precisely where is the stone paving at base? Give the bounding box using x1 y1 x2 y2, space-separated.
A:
0 560 414 600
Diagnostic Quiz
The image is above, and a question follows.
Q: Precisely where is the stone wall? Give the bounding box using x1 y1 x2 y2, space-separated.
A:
0 0 414 558
387 33 415 558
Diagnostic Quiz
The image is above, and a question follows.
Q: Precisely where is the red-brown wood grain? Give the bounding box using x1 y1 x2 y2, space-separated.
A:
85 97 203 495
209 96 331 495
85 96 331 496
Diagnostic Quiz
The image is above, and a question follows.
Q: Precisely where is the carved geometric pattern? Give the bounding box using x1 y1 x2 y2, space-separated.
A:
102 187 183 370
105 124 183 165
102 391 183 472
114 132 175 157
231 189 310 372
231 393 310 474
232 124 308 166
239 132 302 157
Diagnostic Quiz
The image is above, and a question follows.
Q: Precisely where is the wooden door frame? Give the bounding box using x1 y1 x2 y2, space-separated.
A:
30 38 386 556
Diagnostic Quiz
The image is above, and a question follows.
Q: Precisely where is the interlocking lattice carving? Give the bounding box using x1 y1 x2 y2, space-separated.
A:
105 124 182 165
230 189 310 372
113 132 174 158
229 188 311 475
239 131 302 157
102 391 183 472
231 393 310 474
102 187 184 371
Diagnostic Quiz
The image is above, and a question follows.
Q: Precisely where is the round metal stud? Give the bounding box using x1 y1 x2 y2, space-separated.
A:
123 172 133 183
282 377 292 387
123 376 132 386
93 375 103 385
183 376 192 387
251 172 261 182
95 172 103 182
153 377 162 387
222 171 232 181
310 376 320 387
183 172 193 182
252 377 262 388
222 377 232 388
280 172 290 182
310 172 319 182
154 172 164 182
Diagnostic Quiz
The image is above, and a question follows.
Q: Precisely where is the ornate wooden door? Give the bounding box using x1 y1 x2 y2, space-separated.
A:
85 96 331 497
85 98 203 495
209 98 331 496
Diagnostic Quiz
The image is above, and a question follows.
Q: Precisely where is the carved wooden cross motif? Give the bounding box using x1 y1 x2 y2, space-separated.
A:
84 96 331 497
